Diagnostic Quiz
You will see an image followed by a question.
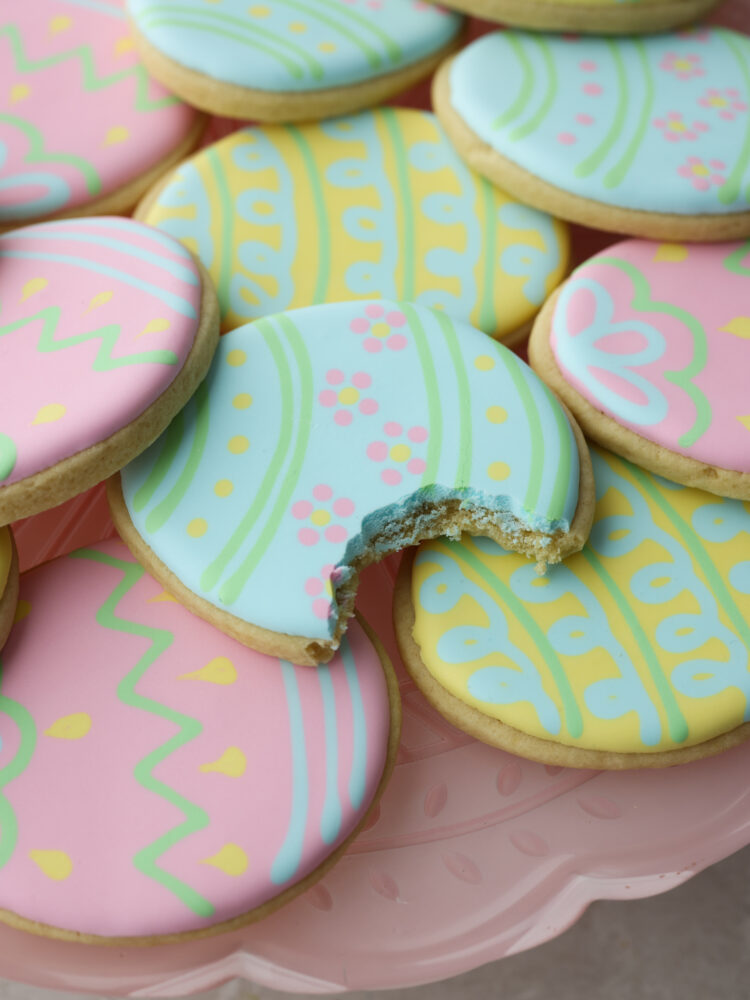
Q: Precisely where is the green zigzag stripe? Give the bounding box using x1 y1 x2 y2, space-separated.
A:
0 664 38 871
0 305 179 368
72 548 214 918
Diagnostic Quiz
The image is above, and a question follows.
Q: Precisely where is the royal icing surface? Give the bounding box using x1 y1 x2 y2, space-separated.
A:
0 217 202 490
144 109 568 339
120 300 581 643
449 28 750 216
550 239 750 475
0 528 11 594
128 0 462 93
0 539 391 938
0 0 199 225
411 448 750 755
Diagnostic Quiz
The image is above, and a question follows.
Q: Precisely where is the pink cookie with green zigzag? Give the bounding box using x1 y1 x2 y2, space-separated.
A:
0 538 397 943
529 238 750 498
0 0 203 228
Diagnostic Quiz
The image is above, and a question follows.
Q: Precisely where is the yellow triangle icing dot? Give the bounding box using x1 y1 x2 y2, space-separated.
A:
21 277 47 301
737 415 750 432
138 318 170 338
721 317 750 339
29 850 73 881
148 590 178 603
653 243 688 263
115 35 135 54
32 404 66 425
201 843 248 876
199 746 247 777
45 713 92 740
49 15 72 33
179 656 237 685
104 126 130 146
86 290 113 312
10 83 30 103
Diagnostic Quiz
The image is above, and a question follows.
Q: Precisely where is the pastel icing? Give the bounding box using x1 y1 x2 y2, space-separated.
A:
0 527 11 594
550 239 750 475
411 448 750 755
128 0 463 93
0 0 200 225
120 300 581 643
448 28 750 216
0 539 391 938
0 217 202 490
143 109 568 340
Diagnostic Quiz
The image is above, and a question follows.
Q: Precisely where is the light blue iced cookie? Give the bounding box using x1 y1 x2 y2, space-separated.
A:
434 28 750 240
110 300 593 665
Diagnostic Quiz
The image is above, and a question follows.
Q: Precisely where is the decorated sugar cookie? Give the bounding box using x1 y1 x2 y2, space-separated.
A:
110 300 594 666
396 447 750 769
127 0 464 122
137 109 569 343
0 0 204 230
0 527 19 652
434 29 750 241
0 217 220 526
0 539 398 943
529 239 750 499
435 0 720 34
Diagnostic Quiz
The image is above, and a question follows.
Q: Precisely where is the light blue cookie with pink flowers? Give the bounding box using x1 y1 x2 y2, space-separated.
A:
434 27 750 241
109 300 594 665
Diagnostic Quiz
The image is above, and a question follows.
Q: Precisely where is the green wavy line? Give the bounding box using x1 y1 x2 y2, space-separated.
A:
435 311 472 488
0 113 100 195
206 147 234 309
382 108 415 302
717 30 750 206
275 0 399 63
132 411 185 513
501 348 545 514
401 304 442 486
539 383 573 523
286 126 330 305
510 36 557 142
477 179 497 334
202 323 296 593
596 256 711 449
219 317 315 606
71 548 213 917
723 240 750 276
0 305 178 368
492 34 534 130
0 665 37 870
575 40 627 179
0 434 17 483
145 381 210 533
603 41 654 190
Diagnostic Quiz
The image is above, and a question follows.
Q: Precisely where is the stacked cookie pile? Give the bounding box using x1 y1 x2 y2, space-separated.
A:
0 0 747 952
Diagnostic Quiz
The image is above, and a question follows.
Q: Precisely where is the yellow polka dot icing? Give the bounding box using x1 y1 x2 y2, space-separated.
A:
410 448 750 755
142 108 569 340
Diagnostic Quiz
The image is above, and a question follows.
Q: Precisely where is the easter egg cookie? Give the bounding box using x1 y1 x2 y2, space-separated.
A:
0 527 19 653
396 448 750 769
434 29 750 241
136 109 569 344
436 0 720 34
109 299 594 666
0 539 398 943
0 217 220 526
529 239 750 500
127 0 464 122
0 0 205 231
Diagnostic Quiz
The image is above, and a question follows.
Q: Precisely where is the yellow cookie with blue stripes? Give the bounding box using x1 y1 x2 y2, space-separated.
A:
136 108 569 343
0 527 19 653
396 446 750 769
126 0 465 121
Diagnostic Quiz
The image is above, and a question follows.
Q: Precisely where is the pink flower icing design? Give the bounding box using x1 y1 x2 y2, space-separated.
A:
677 156 727 191
660 52 705 80
349 304 408 354
319 369 378 426
652 111 709 142
698 88 748 121
366 422 428 486
304 563 345 621
292 485 355 546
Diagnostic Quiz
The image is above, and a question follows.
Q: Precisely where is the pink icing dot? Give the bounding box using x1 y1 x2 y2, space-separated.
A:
313 484 333 501
384 422 402 437
584 83 603 96
298 527 319 546
321 563 335 577
386 310 407 327
558 132 577 145
305 577 323 596
292 500 313 519
367 441 388 461
381 468 402 486
387 334 407 351
359 398 378 415
408 458 426 475
319 389 337 407
325 525 347 543
326 368 345 385
364 338 382 353
350 317 369 334
579 60 598 71
365 303 384 318
408 425 428 442
334 409 353 426
352 371 371 388
576 113 594 125
312 598 331 620
333 497 355 517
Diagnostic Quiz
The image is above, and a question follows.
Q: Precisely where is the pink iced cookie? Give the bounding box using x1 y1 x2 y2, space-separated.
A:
530 239 750 498
0 539 397 942
0 216 219 525
0 0 204 229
